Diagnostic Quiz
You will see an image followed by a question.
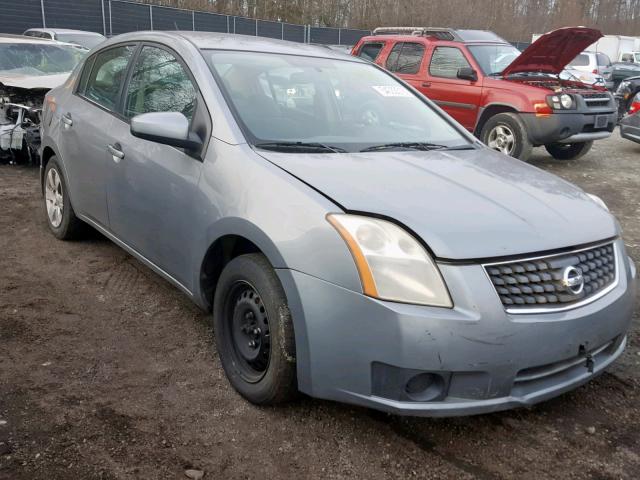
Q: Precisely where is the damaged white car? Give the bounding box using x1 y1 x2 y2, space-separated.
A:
0 34 85 163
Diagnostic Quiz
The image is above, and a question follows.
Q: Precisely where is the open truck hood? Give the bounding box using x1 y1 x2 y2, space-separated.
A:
502 27 603 76
257 147 617 260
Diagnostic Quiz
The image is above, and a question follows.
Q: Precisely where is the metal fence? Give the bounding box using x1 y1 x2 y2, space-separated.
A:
0 0 370 46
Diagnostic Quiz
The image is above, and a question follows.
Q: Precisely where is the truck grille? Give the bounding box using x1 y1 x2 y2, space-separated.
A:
484 242 617 313
581 92 611 108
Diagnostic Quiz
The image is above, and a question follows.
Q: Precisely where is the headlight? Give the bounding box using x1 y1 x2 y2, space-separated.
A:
327 214 452 307
560 94 574 109
616 81 631 95
587 193 609 211
547 94 575 110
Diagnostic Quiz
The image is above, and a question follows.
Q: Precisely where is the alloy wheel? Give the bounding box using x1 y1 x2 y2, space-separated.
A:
487 124 516 155
45 167 64 228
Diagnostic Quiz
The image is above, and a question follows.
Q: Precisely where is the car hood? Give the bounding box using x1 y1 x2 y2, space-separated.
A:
0 72 70 90
502 27 603 76
257 148 617 260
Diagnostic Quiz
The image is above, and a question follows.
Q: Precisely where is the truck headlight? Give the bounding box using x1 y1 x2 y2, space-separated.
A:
327 214 452 307
547 94 575 110
587 193 609 211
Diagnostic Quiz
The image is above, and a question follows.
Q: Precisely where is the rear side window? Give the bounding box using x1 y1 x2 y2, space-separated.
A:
358 42 384 62
84 45 135 111
386 42 425 74
570 54 590 67
429 47 471 78
621 53 634 62
124 46 197 120
596 53 611 67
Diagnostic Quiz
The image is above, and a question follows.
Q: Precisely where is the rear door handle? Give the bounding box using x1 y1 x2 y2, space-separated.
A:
107 143 125 162
61 113 73 127
421 82 432 88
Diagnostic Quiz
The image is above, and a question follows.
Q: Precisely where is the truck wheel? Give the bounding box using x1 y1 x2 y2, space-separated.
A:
480 113 533 161
213 253 297 405
544 141 593 160
43 157 84 240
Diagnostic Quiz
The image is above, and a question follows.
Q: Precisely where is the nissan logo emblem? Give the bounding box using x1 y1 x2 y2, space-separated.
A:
562 266 584 295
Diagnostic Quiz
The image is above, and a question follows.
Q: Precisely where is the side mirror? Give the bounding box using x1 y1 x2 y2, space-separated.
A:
457 67 478 82
130 112 202 151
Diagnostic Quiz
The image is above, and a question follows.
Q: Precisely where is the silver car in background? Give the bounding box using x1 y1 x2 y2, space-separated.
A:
40 31 636 416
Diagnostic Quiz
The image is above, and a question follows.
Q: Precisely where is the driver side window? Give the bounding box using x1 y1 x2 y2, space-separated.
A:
429 47 471 79
124 46 197 121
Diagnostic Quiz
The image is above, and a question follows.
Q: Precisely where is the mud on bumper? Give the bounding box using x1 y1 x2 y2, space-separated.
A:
277 239 636 417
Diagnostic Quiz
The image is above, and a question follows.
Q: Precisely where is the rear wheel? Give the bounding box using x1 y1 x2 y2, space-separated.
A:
544 141 593 160
213 254 297 405
43 157 84 240
480 112 533 161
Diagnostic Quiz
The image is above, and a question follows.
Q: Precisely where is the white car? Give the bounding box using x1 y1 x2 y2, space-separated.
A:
568 51 614 89
23 28 106 50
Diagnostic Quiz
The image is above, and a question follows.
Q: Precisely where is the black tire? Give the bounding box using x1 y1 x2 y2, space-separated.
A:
544 141 593 160
43 157 84 240
213 253 297 405
480 112 533 161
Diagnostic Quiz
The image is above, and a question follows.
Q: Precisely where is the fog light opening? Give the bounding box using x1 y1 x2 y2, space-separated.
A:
404 373 445 402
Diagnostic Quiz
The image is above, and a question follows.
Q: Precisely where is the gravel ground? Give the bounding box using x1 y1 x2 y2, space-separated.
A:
1 133 639 480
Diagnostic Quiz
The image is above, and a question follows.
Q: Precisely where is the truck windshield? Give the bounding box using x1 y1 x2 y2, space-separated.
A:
0 43 85 76
204 50 470 153
468 45 521 75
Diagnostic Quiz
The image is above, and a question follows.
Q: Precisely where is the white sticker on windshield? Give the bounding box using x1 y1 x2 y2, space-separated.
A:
372 85 412 97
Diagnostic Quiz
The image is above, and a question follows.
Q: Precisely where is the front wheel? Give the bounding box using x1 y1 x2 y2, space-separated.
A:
544 141 593 160
480 112 533 161
213 254 297 405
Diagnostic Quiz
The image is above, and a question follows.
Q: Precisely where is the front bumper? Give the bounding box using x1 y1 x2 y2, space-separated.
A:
278 239 636 417
521 110 617 146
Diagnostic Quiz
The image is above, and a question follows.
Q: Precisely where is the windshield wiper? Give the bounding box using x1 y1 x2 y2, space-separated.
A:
254 141 347 153
360 142 475 153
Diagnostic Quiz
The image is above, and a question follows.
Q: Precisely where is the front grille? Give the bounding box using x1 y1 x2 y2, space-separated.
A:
580 93 612 109
484 242 617 313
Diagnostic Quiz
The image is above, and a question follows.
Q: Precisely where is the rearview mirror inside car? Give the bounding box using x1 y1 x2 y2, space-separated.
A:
130 112 202 151
457 67 478 82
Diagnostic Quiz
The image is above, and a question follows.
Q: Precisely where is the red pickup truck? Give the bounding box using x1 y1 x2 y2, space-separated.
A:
352 27 617 161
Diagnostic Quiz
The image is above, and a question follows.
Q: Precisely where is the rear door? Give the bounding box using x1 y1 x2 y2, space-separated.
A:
420 46 481 130
57 44 136 227
384 41 427 89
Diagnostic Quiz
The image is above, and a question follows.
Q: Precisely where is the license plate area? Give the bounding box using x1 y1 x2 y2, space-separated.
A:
594 115 608 129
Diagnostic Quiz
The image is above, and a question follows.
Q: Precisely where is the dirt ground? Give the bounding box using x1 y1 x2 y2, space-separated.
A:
1 134 639 480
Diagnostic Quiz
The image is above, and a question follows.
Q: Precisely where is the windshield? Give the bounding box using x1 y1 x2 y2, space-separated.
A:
56 33 104 49
0 43 85 76
204 51 468 152
467 45 521 75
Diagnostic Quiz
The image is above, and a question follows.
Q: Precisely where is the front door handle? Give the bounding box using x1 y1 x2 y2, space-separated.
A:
421 81 432 88
61 113 73 128
107 143 125 162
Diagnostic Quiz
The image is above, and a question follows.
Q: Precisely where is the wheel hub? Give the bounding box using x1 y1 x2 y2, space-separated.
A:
487 125 515 155
229 284 270 378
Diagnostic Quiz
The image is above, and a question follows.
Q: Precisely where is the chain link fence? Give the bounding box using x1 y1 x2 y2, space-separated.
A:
0 0 370 46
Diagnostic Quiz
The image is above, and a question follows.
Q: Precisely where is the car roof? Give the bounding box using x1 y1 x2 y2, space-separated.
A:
368 27 509 44
25 28 105 36
99 31 366 61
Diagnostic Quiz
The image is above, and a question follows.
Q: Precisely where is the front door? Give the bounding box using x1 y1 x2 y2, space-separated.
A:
419 46 482 131
105 45 204 289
